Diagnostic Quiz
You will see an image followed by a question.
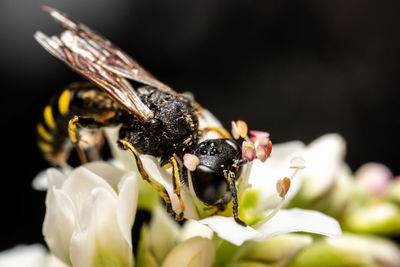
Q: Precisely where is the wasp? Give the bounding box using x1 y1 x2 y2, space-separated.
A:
35 7 271 226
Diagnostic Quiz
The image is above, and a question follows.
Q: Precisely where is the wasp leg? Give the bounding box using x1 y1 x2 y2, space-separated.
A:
225 170 247 227
68 116 88 164
198 127 231 139
118 140 175 217
165 156 185 221
68 111 116 164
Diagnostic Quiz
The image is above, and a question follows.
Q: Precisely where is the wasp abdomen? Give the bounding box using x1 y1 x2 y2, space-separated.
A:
37 82 122 165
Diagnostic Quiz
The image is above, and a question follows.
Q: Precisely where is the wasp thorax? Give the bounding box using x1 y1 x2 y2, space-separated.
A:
190 139 242 205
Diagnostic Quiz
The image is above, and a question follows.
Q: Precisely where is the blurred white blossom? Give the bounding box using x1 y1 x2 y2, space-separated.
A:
42 161 139 267
0 244 68 267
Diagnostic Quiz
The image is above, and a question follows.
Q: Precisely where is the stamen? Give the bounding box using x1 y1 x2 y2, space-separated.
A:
242 141 256 162
276 177 291 198
236 120 248 138
231 121 240 139
254 159 305 228
266 140 272 158
183 153 200 171
290 156 305 169
256 145 268 162
249 130 270 146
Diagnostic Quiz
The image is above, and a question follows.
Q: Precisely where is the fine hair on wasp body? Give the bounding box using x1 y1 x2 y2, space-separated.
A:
35 7 271 226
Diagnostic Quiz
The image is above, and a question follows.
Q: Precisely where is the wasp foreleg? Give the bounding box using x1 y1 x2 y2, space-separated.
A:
164 156 185 221
118 140 176 217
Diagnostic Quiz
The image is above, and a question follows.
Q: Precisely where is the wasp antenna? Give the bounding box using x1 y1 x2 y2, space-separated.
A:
230 173 247 227
225 171 246 227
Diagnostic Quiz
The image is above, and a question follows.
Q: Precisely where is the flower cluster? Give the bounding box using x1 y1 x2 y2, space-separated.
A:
1 111 400 267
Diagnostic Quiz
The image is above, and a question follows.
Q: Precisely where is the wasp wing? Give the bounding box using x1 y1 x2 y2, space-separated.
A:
35 31 153 122
42 6 176 95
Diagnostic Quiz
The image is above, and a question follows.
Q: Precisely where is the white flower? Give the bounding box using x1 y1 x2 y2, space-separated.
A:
168 136 341 246
42 161 139 267
111 107 341 246
299 134 347 201
136 207 214 267
0 244 68 267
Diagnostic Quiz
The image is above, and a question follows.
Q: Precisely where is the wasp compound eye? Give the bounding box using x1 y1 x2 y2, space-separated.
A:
191 165 228 205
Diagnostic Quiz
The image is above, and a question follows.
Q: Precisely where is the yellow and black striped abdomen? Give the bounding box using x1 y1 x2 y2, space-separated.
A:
37 84 76 165
37 81 122 166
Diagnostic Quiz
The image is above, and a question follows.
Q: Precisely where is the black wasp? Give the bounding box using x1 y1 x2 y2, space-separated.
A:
35 7 260 226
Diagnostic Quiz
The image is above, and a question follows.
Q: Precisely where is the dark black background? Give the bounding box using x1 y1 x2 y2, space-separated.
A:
1 0 399 250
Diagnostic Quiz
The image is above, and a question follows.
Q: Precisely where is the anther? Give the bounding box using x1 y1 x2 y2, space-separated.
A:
231 121 240 139
290 156 305 169
249 130 270 146
236 120 248 138
242 141 256 162
256 145 268 162
266 140 272 158
276 177 291 198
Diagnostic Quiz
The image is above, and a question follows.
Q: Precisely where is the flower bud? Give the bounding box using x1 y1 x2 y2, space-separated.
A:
162 237 215 267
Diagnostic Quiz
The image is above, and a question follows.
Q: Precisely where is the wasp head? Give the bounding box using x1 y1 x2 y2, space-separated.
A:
188 139 242 206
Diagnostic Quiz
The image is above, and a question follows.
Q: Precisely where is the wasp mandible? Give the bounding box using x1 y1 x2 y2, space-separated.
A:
34 7 272 226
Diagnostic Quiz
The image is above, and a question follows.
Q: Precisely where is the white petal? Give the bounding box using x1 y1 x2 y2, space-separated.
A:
199 216 262 246
199 108 223 128
252 208 342 242
62 165 116 210
0 244 47 267
140 155 198 218
45 253 70 267
0 245 68 267
249 141 306 210
32 169 49 191
70 188 133 267
83 161 126 190
180 220 213 241
161 237 215 267
117 172 140 247
46 168 67 189
43 184 75 264
302 134 346 200
149 207 180 262
198 109 225 140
